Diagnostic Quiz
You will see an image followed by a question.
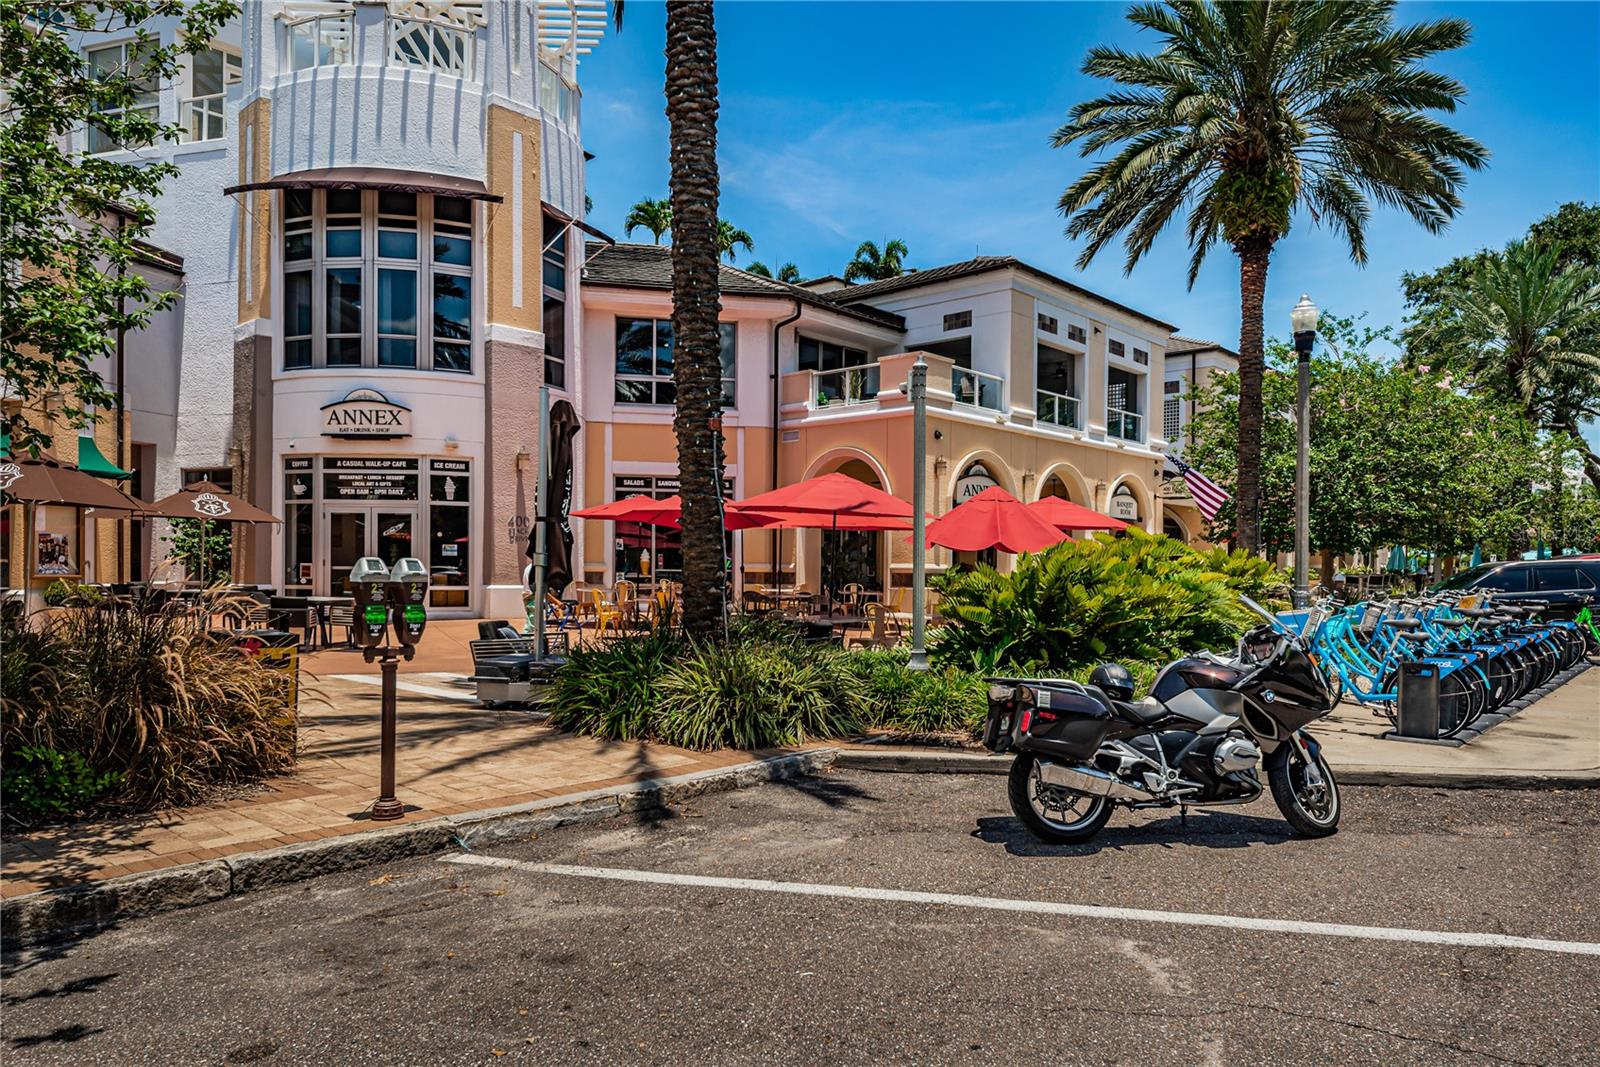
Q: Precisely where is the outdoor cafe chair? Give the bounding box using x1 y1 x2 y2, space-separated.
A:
546 592 579 634
590 589 622 635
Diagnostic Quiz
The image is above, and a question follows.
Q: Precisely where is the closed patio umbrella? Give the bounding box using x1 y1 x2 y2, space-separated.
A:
1470 544 1483 568
926 486 1068 554
1027 495 1129 533
1385 546 1409 573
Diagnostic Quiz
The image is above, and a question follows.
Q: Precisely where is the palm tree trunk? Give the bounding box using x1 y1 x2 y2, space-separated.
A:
1234 238 1272 554
664 1 727 636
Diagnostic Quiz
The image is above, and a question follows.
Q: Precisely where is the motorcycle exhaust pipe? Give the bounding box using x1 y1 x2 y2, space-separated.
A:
1037 759 1154 802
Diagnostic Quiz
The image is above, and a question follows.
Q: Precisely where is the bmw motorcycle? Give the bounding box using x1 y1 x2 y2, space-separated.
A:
981 597 1341 844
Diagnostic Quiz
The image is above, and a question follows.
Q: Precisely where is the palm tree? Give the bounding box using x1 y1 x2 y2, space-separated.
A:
623 197 672 243
664 2 728 633
716 219 753 263
844 239 908 282
1054 1 1487 552
745 260 801 282
1444 239 1600 490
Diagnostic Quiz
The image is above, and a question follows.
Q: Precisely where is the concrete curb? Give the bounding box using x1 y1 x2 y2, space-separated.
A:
2 748 838 949
834 747 1600 789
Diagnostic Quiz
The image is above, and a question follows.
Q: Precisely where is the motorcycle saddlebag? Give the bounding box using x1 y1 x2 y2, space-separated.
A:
1013 682 1118 760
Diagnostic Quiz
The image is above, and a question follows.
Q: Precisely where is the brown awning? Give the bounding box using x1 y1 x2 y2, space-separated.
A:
541 200 615 245
224 167 503 203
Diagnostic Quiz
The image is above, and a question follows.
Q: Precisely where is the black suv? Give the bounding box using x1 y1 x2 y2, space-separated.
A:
1435 557 1600 618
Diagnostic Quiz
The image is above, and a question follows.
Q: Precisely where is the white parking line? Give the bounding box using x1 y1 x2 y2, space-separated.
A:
332 674 478 703
441 853 1600 958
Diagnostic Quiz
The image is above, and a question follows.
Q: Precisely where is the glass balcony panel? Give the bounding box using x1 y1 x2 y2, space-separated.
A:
812 365 879 407
953 367 1005 412
1036 389 1080 429
1108 407 1144 442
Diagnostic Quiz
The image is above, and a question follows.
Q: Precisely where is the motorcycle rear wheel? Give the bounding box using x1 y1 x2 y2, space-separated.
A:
1006 753 1114 844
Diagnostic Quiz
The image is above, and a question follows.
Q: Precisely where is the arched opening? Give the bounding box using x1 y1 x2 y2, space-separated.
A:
1039 473 1073 501
1163 516 1188 543
951 458 1003 570
821 458 887 600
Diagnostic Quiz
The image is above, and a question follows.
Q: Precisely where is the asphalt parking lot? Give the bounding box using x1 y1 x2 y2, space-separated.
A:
5 770 1598 1066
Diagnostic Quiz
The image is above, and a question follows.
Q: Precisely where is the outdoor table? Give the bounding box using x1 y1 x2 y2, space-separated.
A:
303 596 354 649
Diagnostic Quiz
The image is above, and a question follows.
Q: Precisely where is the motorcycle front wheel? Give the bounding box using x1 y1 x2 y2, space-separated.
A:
1006 752 1114 844
1266 739 1340 838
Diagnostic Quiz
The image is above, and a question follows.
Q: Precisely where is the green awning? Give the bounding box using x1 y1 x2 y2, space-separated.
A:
77 435 131 480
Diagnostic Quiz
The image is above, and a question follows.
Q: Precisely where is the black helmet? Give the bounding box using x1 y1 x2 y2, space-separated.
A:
1089 663 1135 703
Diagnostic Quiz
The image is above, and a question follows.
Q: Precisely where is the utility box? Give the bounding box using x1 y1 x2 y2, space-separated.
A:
1396 660 1442 739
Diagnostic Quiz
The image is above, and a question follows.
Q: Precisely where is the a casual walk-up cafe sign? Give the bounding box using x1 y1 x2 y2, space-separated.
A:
321 388 412 438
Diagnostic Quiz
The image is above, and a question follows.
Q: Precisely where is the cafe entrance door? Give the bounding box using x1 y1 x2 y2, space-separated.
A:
323 507 417 595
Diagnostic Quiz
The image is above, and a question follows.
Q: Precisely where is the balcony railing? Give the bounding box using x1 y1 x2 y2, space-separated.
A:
178 94 226 142
1036 389 1080 430
812 364 880 408
953 367 1005 412
389 16 474 78
1108 407 1144 442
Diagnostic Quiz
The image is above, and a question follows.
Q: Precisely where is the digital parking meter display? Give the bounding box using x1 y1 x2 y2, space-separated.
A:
388 558 430 647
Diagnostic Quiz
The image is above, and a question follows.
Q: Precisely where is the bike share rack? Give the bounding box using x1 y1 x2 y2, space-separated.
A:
1389 659 1592 747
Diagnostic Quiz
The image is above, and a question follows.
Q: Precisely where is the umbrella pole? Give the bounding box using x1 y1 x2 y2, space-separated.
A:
23 500 35 615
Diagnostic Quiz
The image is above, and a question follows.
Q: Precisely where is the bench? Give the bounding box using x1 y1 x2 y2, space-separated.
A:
468 632 570 706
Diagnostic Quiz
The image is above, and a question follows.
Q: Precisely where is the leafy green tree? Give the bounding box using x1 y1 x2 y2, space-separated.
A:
1053 0 1487 553
1185 313 1543 564
1 0 238 456
161 518 232 582
623 196 672 243
843 239 908 282
715 219 753 263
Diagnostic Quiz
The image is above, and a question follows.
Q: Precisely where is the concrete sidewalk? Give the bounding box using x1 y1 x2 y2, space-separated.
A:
1 672 761 900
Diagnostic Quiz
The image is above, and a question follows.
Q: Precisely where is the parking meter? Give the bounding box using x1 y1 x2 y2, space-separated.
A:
387 557 430 649
350 557 393 649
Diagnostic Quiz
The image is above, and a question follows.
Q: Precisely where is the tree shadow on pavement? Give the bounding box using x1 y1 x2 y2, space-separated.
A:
973 809 1300 857
769 772 878 810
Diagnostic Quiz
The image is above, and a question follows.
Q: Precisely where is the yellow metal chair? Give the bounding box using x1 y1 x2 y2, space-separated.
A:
590 589 622 635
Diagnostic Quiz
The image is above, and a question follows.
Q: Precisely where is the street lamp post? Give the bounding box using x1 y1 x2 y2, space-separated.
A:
906 356 930 670
1290 294 1319 610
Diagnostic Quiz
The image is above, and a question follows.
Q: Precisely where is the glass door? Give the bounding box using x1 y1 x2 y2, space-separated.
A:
326 509 368 595
374 511 415 569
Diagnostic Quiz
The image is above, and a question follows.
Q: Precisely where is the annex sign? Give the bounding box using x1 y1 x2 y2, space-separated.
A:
321 388 412 438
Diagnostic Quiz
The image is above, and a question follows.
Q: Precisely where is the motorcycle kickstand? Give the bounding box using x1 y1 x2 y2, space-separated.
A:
1180 805 1188 827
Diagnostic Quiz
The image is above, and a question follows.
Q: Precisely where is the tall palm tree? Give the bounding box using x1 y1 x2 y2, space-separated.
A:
716 219 753 263
1444 239 1600 490
664 2 728 633
624 197 672 243
844 239 909 282
1054 1 1487 552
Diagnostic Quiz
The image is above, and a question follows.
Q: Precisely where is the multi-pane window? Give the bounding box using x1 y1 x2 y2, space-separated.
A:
1037 313 1058 335
1133 347 1150 366
1163 380 1183 441
1108 339 1126 358
1066 323 1087 344
282 189 474 372
615 319 736 407
797 337 868 372
287 15 354 71
943 310 973 331
543 215 567 389
181 47 241 142
87 40 158 154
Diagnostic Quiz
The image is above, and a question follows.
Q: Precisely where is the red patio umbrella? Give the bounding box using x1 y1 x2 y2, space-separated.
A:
1028 495 1129 533
571 494 661 521
926 486 1068 554
575 494 775 531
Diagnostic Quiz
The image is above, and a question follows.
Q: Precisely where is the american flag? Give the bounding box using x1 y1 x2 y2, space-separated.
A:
1166 454 1230 523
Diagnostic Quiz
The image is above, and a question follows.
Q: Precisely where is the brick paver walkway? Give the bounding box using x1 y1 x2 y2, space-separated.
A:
2 654 755 898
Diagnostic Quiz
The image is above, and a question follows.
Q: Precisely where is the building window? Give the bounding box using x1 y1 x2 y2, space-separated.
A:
282 189 474 373
612 475 733 583
1133 346 1149 366
182 467 234 493
1037 342 1080 429
1108 339 1126 359
287 14 354 71
1037 313 1058 335
1108 367 1143 441
543 215 567 389
615 319 736 407
797 337 868 372
428 459 471 607
180 46 240 143
87 40 158 154
1163 380 1182 442
1066 323 1086 344
942 310 972 331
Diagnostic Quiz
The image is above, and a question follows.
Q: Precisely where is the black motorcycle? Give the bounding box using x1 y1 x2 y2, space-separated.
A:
981 597 1341 844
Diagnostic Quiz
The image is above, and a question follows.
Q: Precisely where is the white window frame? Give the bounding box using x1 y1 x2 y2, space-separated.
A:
86 39 159 155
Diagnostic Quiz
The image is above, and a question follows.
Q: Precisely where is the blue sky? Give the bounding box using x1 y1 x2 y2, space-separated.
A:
577 1 1599 355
